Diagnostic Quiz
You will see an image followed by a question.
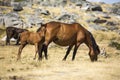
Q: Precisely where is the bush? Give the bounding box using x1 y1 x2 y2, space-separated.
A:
109 41 120 50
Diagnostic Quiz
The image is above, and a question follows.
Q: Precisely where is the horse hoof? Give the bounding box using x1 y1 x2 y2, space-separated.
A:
62 59 66 61
33 58 36 60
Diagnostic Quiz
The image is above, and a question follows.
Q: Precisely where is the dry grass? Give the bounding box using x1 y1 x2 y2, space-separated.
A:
0 40 120 80
93 31 120 42
0 3 120 80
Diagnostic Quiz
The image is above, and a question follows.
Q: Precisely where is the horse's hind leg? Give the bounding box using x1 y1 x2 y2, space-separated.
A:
17 43 27 60
63 45 73 61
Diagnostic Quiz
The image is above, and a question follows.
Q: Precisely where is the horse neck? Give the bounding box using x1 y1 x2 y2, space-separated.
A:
85 31 97 52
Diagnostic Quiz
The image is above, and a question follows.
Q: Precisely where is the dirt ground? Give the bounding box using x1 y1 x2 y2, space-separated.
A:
0 41 120 80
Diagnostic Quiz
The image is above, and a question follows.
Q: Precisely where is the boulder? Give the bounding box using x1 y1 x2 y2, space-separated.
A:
106 2 120 15
55 12 78 23
0 0 11 6
0 14 4 27
106 21 118 26
89 24 108 31
90 5 103 11
35 9 50 15
25 14 44 28
93 18 107 24
107 26 118 31
4 12 23 28
11 2 23 11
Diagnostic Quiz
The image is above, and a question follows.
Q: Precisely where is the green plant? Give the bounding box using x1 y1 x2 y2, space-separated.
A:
109 41 120 50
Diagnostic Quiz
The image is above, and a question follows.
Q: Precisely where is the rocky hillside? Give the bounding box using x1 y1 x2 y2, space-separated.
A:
0 0 120 48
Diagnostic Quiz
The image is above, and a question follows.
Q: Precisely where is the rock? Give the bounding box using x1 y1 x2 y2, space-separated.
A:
4 12 23 28
11 2 23 11
93 18 107 24
70 0 87 3
90 5 103 11
25 14 44 28
101 14 111 19
107 26 118 31
35 9 50 15
110 8 120 15
106 2 120 15
80 3 92 11
89 24 108 31
86 17 99 23
106 21 118 26
0 13 4 27
55 12 78 23
0 0 11 6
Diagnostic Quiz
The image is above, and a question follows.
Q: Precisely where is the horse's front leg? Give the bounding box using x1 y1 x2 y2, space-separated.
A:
63 45 73 61
38 42 49 60
17 43 27 60
16 37 20 45
72 43 81 61
6 36 11 45
38 43 43 60
33 43 38 60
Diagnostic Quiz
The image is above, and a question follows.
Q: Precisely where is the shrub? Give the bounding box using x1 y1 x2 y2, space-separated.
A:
109 41 120 50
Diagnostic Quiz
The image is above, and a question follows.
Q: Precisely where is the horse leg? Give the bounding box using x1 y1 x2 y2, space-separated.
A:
63 45 73 61
72 43 81 61
42 44 48 60
38 41 49 60
6 35 12 45
33 43 38 60
6 36 9 45
17 43 27 60
16 37 20 45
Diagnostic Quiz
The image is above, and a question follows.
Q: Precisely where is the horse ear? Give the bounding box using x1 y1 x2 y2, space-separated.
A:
41 23 46 27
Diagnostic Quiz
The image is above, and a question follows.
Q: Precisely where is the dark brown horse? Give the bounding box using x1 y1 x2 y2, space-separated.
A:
17 27 45 60
6 27 28 45
38 21 100 61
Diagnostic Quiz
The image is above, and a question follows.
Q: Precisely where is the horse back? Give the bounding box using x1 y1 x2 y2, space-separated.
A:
20 31 42 44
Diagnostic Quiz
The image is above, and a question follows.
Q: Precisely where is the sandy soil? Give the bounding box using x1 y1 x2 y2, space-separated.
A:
0 41 120 80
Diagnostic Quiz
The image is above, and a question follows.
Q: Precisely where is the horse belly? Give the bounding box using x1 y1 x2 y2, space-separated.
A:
53 37 75 46
28 34 40 44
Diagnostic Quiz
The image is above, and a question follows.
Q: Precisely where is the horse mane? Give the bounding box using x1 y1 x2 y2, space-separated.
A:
36 23 46 32
88 31 100 53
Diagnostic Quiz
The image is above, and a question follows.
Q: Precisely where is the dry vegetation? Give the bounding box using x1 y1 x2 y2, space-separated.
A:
0 32 120 80
0 2 120 80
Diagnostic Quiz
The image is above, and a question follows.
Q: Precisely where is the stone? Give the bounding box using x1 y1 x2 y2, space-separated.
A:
12 2 23 11
89 24 108 31
35 9 50 15
106 21 118 26
90 5 103 11
4 12 23 28
93 18 107 24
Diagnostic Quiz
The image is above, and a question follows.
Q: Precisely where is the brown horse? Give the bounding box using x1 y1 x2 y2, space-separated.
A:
17 27 45 60
37 21 100 62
